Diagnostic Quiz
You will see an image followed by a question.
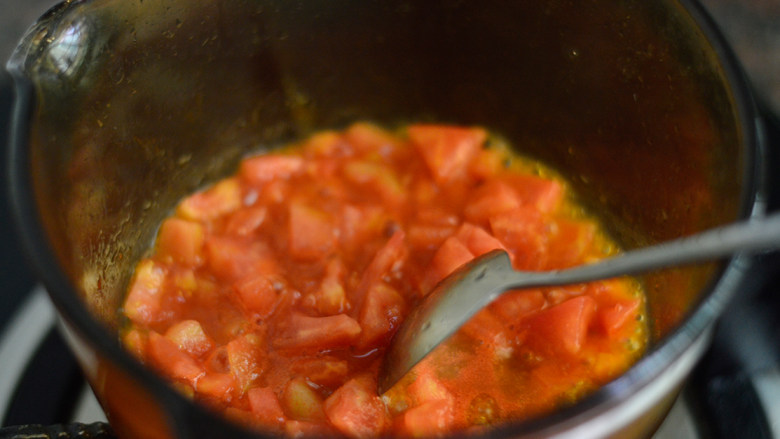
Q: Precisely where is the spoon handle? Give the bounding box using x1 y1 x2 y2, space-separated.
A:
379 213 780 393
507 211 780 289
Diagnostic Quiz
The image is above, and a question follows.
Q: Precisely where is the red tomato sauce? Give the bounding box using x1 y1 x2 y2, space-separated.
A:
121 123 647 437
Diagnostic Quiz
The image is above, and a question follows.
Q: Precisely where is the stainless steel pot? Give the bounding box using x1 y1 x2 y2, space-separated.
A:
6 0 765 437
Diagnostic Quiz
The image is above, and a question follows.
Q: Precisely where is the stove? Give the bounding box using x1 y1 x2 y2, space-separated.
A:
0 1 778 437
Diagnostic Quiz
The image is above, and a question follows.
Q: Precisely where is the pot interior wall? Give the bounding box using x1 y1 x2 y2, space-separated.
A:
23 0 744 341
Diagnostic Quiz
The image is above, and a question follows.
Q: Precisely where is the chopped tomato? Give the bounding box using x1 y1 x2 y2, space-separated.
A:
121 123 647 437
288 202 337 260
456 222 507 257
469 147 505 180
489 207 548 270
354 229 407 301
224 206 267 236
345 122 401 155
177 178 242 221
226 334 265 393
526 296 596 355
343 161 405 206
408 124 486 183
357 282 406 348
156 218 205 266
400 400 455 437
324 375 389 438
282 377 326 422
164 320 213 357
545 218 597 269
197 372 236 401
240 154 304 186
598 298 642 336
204 237 278 281
502 174 564 213
464 181 522 225
124 259 166 325
291 356 349 389
426 235 475 289
148 332 204 386
305 258 349 315
247 387 286 427
274 313 362 350
233 274 278 317
408 368 453 405
490 290 547 321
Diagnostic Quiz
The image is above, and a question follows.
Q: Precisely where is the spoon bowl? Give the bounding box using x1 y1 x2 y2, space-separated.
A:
378 212 780 393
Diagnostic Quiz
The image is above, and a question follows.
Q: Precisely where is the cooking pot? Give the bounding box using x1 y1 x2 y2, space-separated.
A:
5 0 765 437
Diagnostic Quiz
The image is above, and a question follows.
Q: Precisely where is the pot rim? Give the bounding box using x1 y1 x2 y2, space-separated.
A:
4 0 767 437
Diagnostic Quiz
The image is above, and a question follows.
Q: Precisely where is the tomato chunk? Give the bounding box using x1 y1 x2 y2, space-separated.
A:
357 282 406 348
226 334 265 393
274 313 362 350
288 202 337 260
408 125 486 183
401 400 455 437
240 154 304 185
324 375 389 438
248 386 286 427
205 237 277 281
456 222 507 257
282 377 326 422
599 298 642 336
489 207 548 270
197 372 236 401
156 218 205 266
164 320 213 357
124 259 167 325
177 178 242 221
426 235 475 289
148 332 204 386
233 274 279 318
526 296 596 354
464 181 522 225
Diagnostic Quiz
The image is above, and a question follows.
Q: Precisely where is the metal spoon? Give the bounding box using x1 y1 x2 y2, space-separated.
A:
378 212 780 393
